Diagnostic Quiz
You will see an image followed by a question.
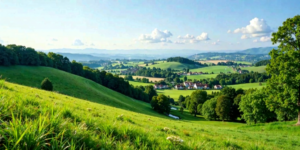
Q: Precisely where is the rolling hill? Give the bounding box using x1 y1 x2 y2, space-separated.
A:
0 66 299 149
237 47 276 54
148 62 199 70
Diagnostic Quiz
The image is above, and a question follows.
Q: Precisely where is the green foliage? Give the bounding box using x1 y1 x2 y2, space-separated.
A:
144 85 157 101
202 97 218 120
188 90 207 117
266 15 300 124
239 89 275 124
215 95 231 121
41 78 53 91
150 94 171 114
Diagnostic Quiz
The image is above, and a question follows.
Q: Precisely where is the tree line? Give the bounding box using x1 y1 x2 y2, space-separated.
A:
166 57 207 66
254 59 270 66
0 44 156 103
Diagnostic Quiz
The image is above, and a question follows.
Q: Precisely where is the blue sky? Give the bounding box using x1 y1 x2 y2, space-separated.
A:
0 0 299 51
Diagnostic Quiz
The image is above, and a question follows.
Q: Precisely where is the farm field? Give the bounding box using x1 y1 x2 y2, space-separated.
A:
198 60 229 64
190 66 234 73
128 81 155 86
157 89 217 100
120 75 165 82
148 62 197 70
180 74 218 80
242 66 266 73
227 82 267 89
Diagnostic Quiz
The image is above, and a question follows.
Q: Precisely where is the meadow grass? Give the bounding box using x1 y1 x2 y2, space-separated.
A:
128 81 155 86
119 75 165 82
190 66 234 74
148 62 197 70
157 89 217 100
180 74 218 80
242 66 266 73
1 80 300 149
227 82 267 90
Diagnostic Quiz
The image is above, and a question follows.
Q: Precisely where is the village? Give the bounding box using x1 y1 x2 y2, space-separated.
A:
154 81 222 90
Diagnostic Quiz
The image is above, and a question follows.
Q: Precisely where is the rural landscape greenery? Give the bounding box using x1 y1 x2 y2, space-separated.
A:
0 2 300 149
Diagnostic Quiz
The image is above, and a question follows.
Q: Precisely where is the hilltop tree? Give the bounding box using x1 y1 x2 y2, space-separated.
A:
266 15 300 124
202 97 218 120
41 78 53 91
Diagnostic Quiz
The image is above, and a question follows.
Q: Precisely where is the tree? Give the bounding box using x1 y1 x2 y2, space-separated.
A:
219 79 225 86
239 89 275 124
189 90 207 117
183 76 187 81
144 85 157 102
202 97 218 120
266 15 300 125
249 79 254 83
215 95 231 121
150 94 171 114
41 78 53 91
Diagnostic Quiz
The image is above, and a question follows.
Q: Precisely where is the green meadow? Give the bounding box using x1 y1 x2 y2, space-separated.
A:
190 66 234 73
128 81 155 86
180 74 218 80
242 66 266 73
0 66 299 149
148 62 197 70
227 82 267 90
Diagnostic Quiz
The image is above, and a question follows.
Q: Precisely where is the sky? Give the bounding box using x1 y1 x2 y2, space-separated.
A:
0 0 299 51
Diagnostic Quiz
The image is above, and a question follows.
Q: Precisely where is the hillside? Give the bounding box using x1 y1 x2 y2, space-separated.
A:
57 53 109 61
237 47 276 54
0 66 154 115
1 77 300 149
148 62 198 70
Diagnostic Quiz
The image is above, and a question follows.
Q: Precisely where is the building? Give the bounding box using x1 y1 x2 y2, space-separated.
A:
187 86 194 90
183 81 193 87
214 85 223 89
174 84 184 90
154 84 169 89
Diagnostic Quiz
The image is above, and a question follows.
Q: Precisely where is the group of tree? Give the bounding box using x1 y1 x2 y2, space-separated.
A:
0 44 156 103
166 57 208 66
182 15 300 125
103 64 129 70
215 61 249 66
254 59 270 66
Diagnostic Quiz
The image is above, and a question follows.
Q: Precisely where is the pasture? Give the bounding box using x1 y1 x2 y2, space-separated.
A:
190 66 234 73
180 74 218 80
227 82 267 89
148 62 197 70
128 81 155 86
241 66 266 73
119 75 165 82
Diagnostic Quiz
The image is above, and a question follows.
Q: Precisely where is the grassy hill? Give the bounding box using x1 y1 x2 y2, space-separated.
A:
228 82 267 90
190 66 234 74
1 80 299 149
1 66 300 149
180 74 218 80
148 62 198 70
242 66 266 73
0 66 153 114
237 47 276 54
128 81 155 86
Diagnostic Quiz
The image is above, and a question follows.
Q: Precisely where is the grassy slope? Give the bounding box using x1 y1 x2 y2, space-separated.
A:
148 62 197 70
190 66 234 73
1 80 300 149
242 66 266 73
128 81 155 86
0 66 153 115
228 82 267 90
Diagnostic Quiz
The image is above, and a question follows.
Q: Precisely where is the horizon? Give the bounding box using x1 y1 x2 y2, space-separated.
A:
0 1 298 52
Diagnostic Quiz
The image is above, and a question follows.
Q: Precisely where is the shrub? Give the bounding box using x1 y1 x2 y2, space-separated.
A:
41 78 53 91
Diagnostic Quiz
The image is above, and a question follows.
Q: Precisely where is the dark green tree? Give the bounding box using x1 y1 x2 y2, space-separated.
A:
150 94 171 114
215 95 231 121
202 97 218 120
189 90 207 117
41 78 53 91
266 15 300 124
144 85 157 101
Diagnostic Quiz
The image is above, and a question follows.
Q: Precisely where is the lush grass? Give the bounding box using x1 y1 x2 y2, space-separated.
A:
120 75 165 82
190 66 234 74
235 61 252 65
0 66 300 149
227 82 267 90
128 81 155 86
242 66 266 73
148 62 197 70
157 89 217 100
180 74 218 80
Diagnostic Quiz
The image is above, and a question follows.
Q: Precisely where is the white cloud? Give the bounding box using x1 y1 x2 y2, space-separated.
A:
138 28 173 43
90 43 95 46
227 30 231 33
212 40 220 45
178 34 195 39
241 35 249 39
233 17 272 37
72 39 84 46
178 32 210 44
260 36 271 42
253 39 258 43
52 38 58 42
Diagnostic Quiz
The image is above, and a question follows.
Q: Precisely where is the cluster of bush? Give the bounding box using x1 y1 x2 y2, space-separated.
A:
179 86 297 124
254 59 270 66
0 44 156 103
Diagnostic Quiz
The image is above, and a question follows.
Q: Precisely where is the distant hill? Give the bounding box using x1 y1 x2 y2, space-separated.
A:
236 47 276 54
57 53 109 61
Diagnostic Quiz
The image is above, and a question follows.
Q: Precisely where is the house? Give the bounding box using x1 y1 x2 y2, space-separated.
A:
183 81 193 87
154 84 169 89
187 72 192 75
174 84 184 90
187 86 194 90
193 83 205 89
239 70 242 74
214 85 222 89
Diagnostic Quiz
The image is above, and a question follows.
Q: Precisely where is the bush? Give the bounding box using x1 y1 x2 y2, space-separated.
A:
41 78 53 91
